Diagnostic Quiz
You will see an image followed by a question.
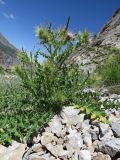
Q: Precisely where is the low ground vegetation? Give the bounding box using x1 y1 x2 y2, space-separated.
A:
97 47 120 86
0 74 54 145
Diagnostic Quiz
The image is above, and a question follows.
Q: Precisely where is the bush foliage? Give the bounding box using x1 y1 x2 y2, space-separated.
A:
98 47 120 86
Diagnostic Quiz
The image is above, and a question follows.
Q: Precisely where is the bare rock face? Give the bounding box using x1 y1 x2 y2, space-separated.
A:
0 33 18 68
65 45 100 73
65 8 120 73
93 8 120 47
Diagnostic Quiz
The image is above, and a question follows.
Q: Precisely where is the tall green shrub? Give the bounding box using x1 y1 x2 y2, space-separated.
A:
15 18 89 110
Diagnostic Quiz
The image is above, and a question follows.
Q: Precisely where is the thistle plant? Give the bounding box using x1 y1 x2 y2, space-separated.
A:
35 17 90 66
15 17 90 110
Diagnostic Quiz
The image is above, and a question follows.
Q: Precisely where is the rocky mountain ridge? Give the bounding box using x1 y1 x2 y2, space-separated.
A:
65 8 120 73
0 33 17 68
93 8 120 47
0 33 17 51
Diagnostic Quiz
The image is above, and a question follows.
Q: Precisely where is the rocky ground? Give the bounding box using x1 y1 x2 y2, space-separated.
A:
0 89 120 160
22 106 120 160
0 109 120 160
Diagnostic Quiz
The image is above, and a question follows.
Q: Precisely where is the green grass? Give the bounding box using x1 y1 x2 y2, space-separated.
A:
98 53 120 86
0 74 54 146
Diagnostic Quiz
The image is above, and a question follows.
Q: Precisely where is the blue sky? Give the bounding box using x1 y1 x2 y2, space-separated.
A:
0 0 120 52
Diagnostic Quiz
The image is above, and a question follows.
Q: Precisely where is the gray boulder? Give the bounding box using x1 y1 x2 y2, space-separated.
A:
99 123 109 136
112 121 120 138
41 132 58 146
46 144 68 158
66 129 83 155
98 138 120 157
48 115 63 137
60 106 84 128
92 152 111 160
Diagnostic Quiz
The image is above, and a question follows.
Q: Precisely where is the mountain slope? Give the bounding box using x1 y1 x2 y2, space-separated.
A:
0 33 17 51
0 33 17 68
65 8 120 73
93 8 120 47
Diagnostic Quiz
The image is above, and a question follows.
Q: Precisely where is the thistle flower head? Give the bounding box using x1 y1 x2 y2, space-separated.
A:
66 32 74 41
35 26 48 42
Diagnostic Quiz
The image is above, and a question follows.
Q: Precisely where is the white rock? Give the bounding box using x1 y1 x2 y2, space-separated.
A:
66 129 83 155
41 132 58 146
28 153 50 160
0 143 26 160
60 128 67 138
100 129 113 141
45 127 52 133
50 156 57 160
92 140 100 151
46 144 68 158
83 132 92 147
0 145 7 154
49 115 63 137
71 152 79 160
109 94 119 99
32 143 43 152
79 150 91 160
109 114 120 122
92 152 111 160
60 106 83 127
99 123 109 136
81 120 90 133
